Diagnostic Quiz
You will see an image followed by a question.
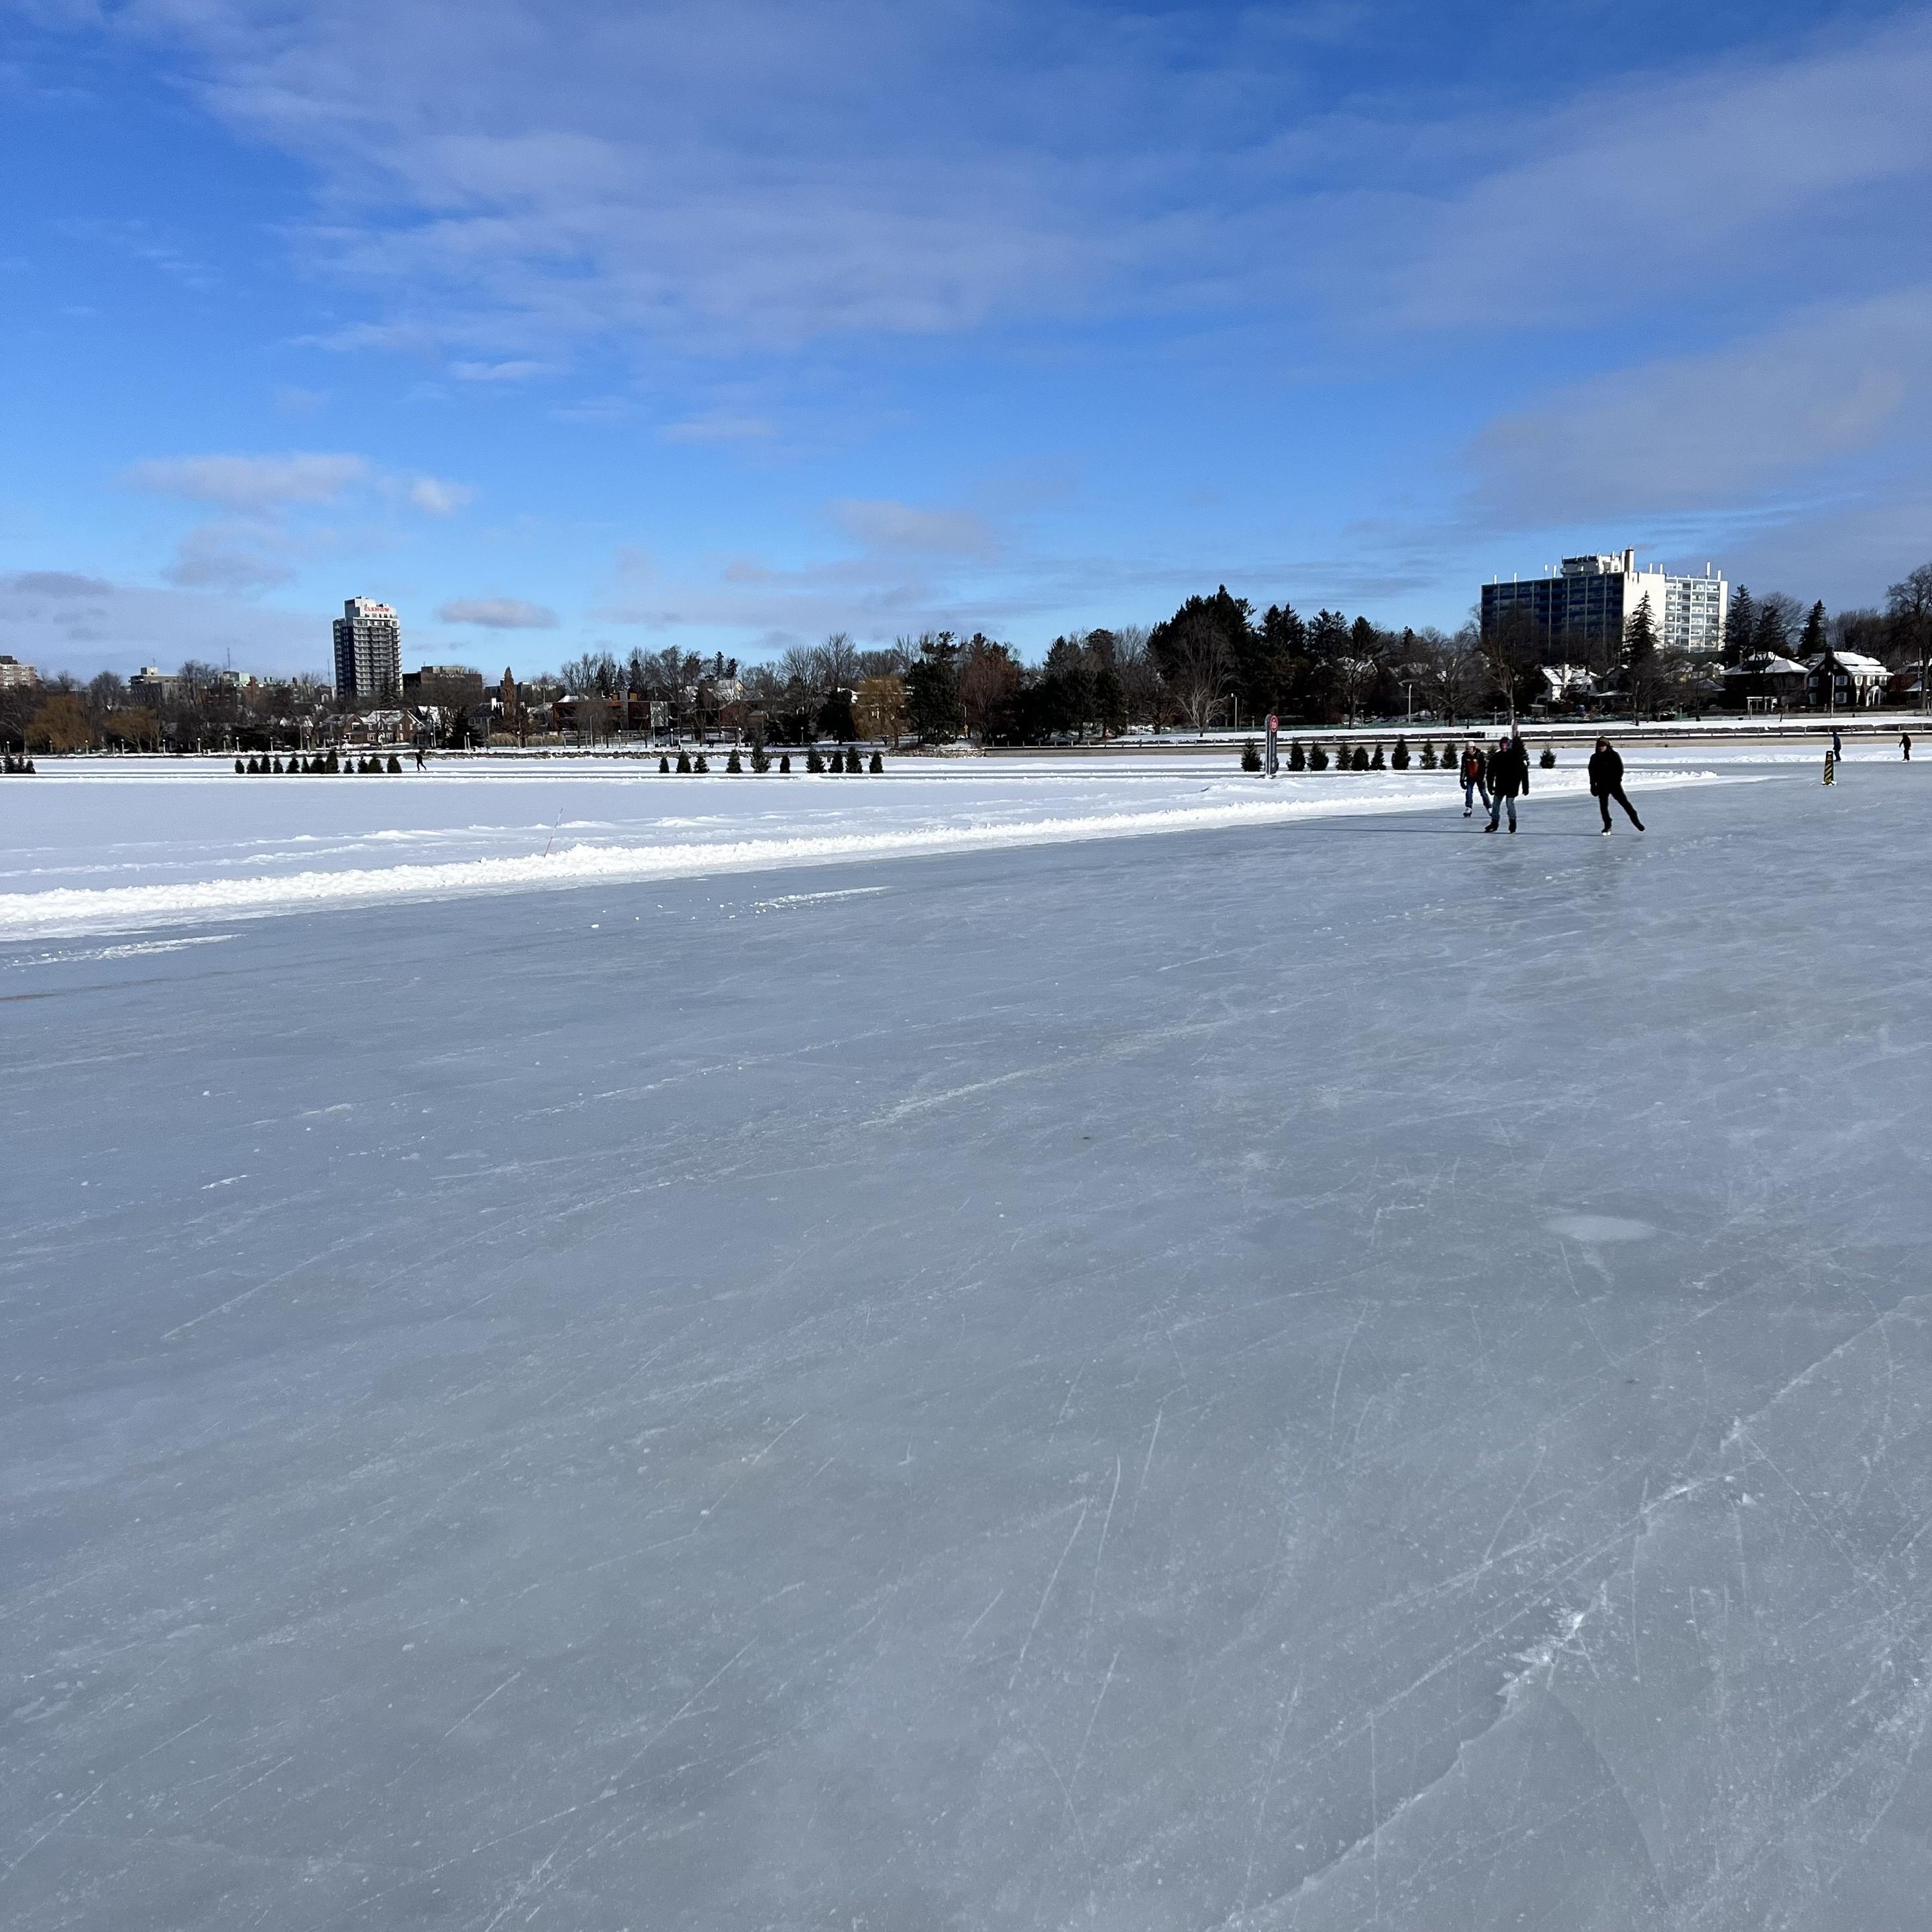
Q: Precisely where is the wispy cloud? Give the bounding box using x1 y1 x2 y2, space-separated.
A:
123 452 370 511
832 498 1000 559
403 475 474 515
436 595 557 628
1470 288 1932 522
163 522 300 591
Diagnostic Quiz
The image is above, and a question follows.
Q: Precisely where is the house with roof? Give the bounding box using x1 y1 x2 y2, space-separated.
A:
1723 652 1809 713
1804 651 1890 710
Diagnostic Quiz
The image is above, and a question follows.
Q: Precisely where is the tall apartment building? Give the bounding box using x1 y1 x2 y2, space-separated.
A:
0 654 40 689
1481 551 1727 655
332 598 402 702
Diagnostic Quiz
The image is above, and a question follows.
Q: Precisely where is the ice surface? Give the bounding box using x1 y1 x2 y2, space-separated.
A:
0 752 1742 938
5 757 1931 1929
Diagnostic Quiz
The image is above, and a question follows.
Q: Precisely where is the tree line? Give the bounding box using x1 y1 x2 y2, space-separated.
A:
7 559 1929 753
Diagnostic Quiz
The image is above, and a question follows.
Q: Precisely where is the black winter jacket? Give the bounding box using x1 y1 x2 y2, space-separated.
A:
1587 746 1623 795
1490 740 1530 798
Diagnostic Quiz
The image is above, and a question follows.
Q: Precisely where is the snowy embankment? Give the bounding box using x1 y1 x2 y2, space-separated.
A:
0 757 1743 939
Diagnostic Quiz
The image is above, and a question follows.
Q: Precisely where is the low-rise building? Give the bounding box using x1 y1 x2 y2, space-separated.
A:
1805 651 1889 710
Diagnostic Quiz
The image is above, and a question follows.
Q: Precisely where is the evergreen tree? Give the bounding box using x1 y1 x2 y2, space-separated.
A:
1391 737 1409 769
1241 738 1263 772
1539 744 1556 768
779 752 791 773
869 749 883 773
1624 598 1662 720
1800 599 1827 657
1309 742 1329 770
694 751 709 772
845 745 863 772
676 748 692 772
659 753 670 772
1723 586 1756 665
1351 745 1369 771
726 747 743 773
1369 743 1385 770
751 741 771 773
806 745 825 772
905 635 965 743
387 753 402 773
1420 742 1436 769
235 757 245 773
1288 739 1306 770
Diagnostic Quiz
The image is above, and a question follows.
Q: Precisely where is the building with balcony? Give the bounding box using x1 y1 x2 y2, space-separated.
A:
332 598 401 703
1481 550 1728 656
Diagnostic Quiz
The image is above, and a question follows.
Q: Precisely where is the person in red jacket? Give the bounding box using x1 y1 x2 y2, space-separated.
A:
1587 737 1644 834
1458 744 1489 818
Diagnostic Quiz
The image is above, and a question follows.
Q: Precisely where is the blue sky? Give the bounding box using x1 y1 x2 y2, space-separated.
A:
4 0 1931 680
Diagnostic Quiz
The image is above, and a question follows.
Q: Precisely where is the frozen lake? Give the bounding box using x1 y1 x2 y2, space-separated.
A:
2 749 1747 938
5 755 1931 1929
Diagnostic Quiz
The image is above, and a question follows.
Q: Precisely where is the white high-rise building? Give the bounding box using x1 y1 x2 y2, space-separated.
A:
1482 550 1729 655
332 598 401 702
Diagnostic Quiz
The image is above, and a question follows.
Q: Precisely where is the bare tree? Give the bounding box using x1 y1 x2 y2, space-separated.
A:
1168 614 1234 734
1415 625 1485 723
1887 563 1932 707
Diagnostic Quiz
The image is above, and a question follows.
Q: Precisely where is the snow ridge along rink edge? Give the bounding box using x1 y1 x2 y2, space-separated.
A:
0 768 1745 941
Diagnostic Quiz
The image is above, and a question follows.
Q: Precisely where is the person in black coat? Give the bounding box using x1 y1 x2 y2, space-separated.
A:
1484 731 1529 833
1588 737 1644 833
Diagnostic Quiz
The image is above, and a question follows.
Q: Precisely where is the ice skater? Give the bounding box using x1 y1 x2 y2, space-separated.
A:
1832 726 1843 759
414 746 426 771
1902 732 1912 761
1459 743 1489 818
1587 737 1644 833
1485 730 1529 834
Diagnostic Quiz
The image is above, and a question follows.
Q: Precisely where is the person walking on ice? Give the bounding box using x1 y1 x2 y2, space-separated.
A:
1485 730 1529 834
1588 737 1644 834
1902 731 1912 761
1459 743 1489 818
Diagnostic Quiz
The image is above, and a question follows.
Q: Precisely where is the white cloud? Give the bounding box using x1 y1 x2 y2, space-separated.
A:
406 476 475 515
123 451 370 511
1470 289 1932 522
163 523 300 592
436 596 558 629
449 359 554 382
659 412 773 445
832 498 999 559
0 571 320 680
1364 15 1932 330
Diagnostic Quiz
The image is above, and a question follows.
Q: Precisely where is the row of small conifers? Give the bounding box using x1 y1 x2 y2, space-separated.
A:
236 752 404 773
1241 737 1558 773
659 745 884 773
232 746 890 775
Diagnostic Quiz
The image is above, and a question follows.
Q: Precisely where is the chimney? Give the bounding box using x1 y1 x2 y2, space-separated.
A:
1623 547 1635 574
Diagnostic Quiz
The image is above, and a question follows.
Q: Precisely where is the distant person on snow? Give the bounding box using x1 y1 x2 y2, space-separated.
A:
415 747 426 771
1459 743 1489 818
1485 731 1529 834
1832 727 1843 759
1587 737 1644 834
1902 732 1913 762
